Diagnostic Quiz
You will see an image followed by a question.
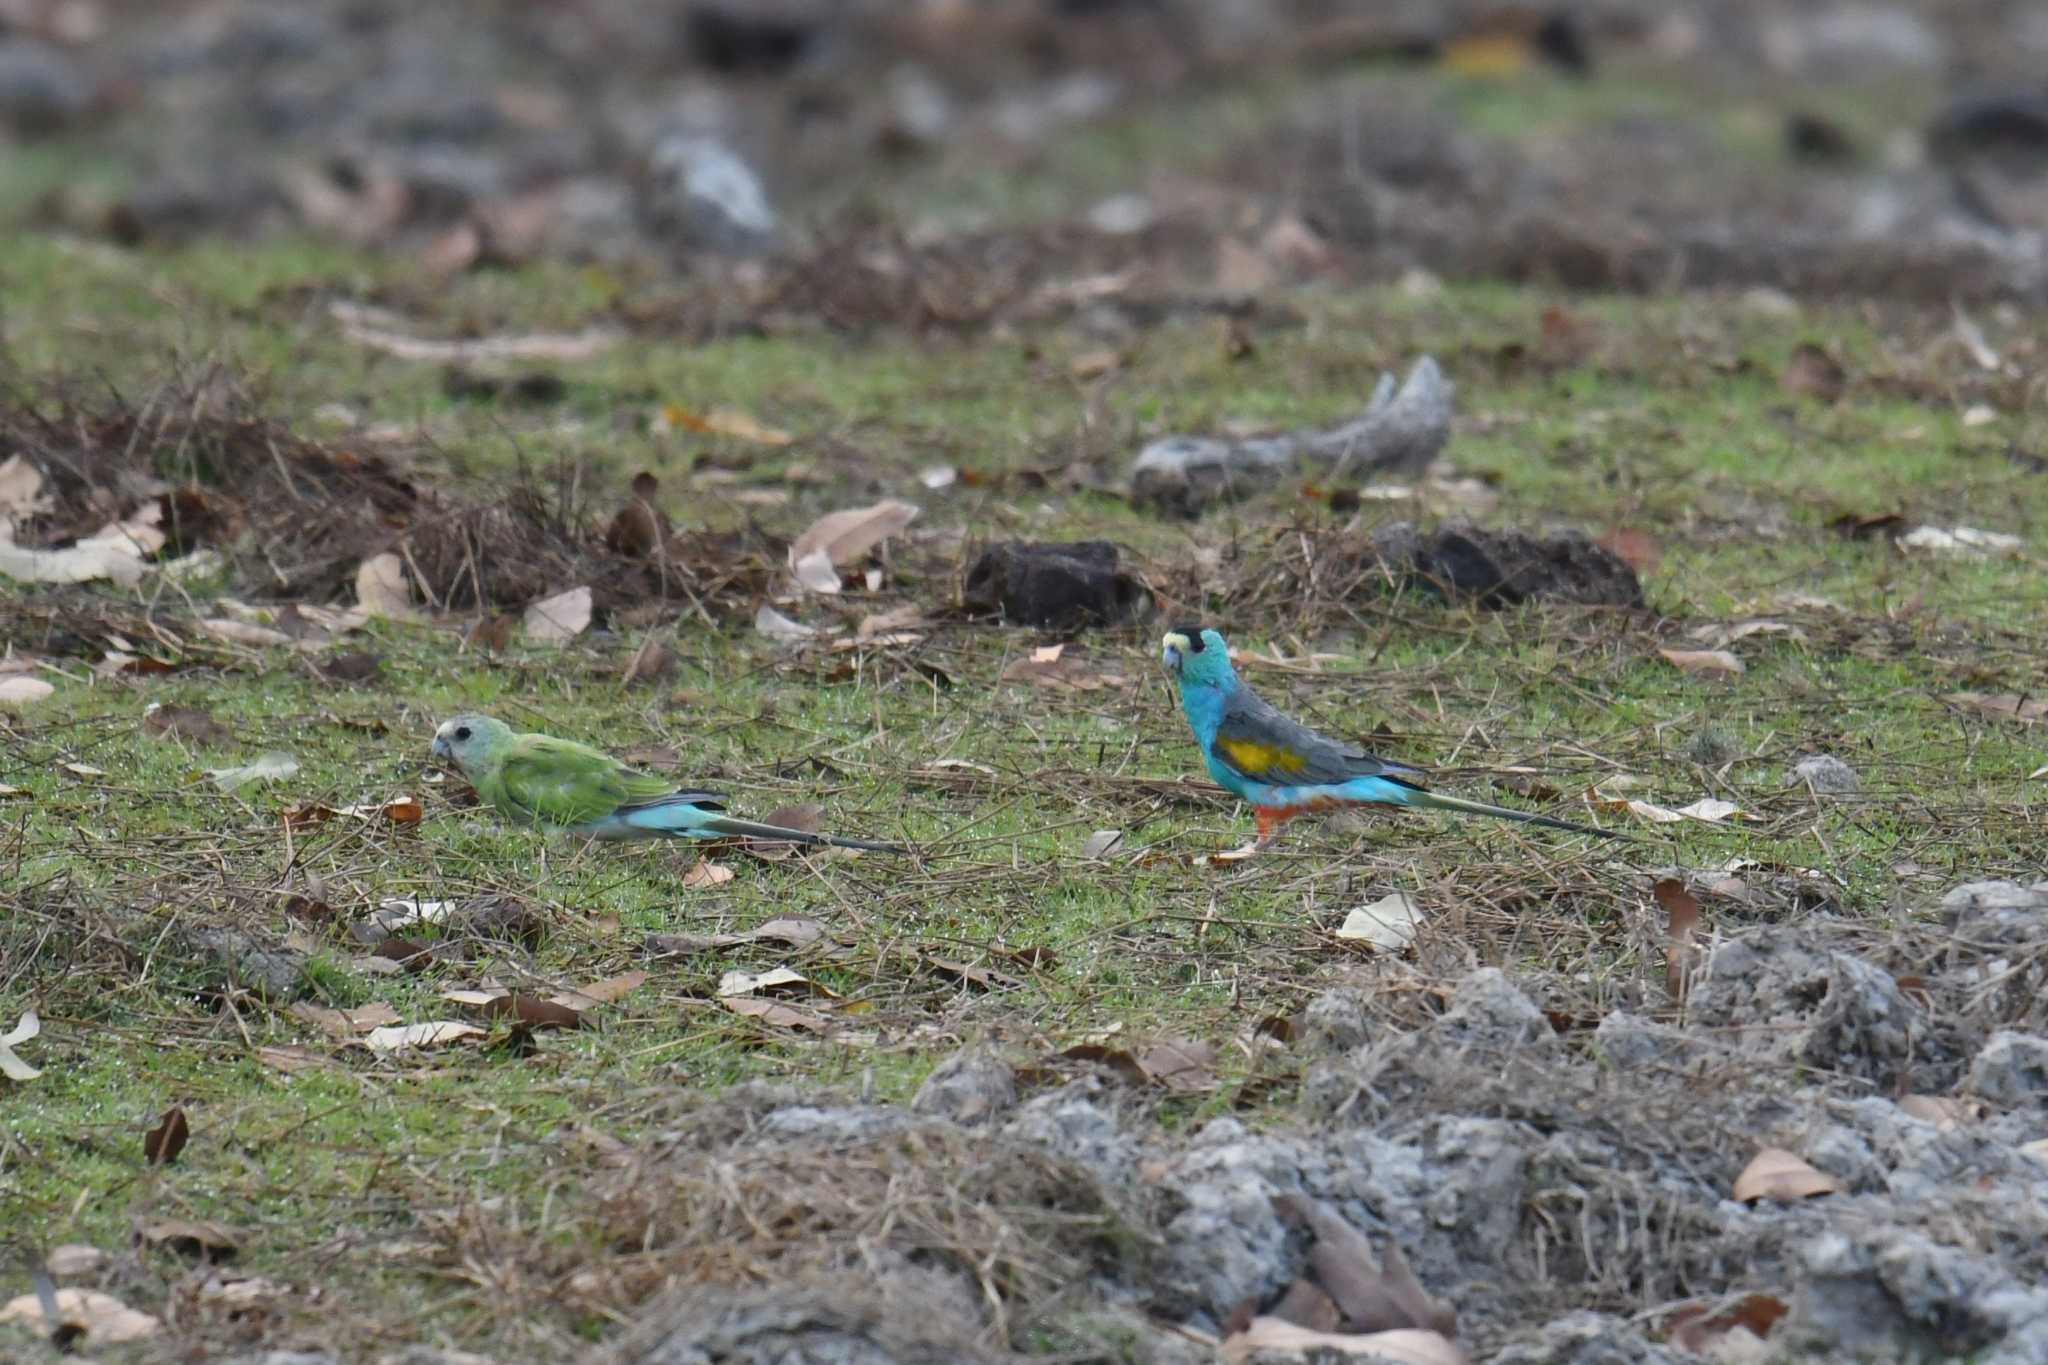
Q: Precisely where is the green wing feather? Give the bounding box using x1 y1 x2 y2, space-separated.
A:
493 734 675 830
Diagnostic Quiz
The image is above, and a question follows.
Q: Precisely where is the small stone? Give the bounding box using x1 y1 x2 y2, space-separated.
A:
1966 1031 2048 1107
1792 754 1860 794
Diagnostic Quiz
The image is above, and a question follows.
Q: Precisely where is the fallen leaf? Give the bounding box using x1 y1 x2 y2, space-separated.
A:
1667 1294 1788 1356
1001 649 1131 691
1336 893 1426 952
1674 797 1752 822
1654 879 1702 1003
924 957 1025 992
137 1217 239 1260
206 752 298 792
524 586 592 644
143 1106 190 1166
375 795 424 825
354 553 413 618
1 1010 42 1081
1659 648 1744 677
358 1021 487 1054
1594 527 1661 573
1274 1194 1456 1336
1781 342 1845 402
2029 764 2048 781
857 605 929 639
754 603 818 643
660 403 792 445
0 453 52 522
195 1273 285 1311
788 500 919 571
645 917 825 954
472 993 584 1031
1732 1147 1840 1203
551 970 649 1010
1690 620 1806 650
45 1245 107 1277
1137 1037 1219 1094
718 965 833 999
623 638 673 685
1069 348 1123 380
289 1001 401 1038
1900 525 2023 557
200 618 293 649
316 649 384 682
1221 1319 1467 1365
718 995 830 1032
468 614 518 652
374 936 437 972
333 305 617 364
0 1288 159 1343
1898 1095 1982 1130
1960 404 1998 428
791 547 843 594
1829 510 1906 540
0 676 53 706
1081 829 1126 859
142 704 232 746
255 1045 327 1073
682 860 735 889
744 803 823 861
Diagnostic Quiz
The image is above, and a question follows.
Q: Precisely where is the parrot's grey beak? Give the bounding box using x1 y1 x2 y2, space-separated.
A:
1162 644 1181 671
430 735 452 762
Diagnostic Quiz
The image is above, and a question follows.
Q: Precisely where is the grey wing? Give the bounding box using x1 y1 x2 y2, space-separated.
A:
1212 686 1427 787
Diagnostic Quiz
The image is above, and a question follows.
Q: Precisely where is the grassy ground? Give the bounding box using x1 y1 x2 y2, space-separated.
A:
4 220 2047 1358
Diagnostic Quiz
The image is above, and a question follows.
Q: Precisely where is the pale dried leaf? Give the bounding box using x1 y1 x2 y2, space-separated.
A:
754 603 817 642
0 1287 160 1343
1081 829 1125 859
201 618 294 648
0 454 52 523
0 676 54 706
206 751 298 792
791 547 842 594
0 535 148 587
289 1001 401 1037
0 1009 41 1081
45 1245 107 1277
1222 1319 1467 1365
1674 798 1751 822
1949 692 2048 725
359 1021 487 1054
524 586 593 644
1336 893 1426 951
682 860 735 889
718 965 832 998
354 553 413 618
1690 619 1806 650
788 499 919 569
1898 1095 1980 1130
1900 525 2022 557
1732 1147 1841 1203
719 995 829 1032
857 604 929 639
334 304 618 364
1659 648 1744 677
551 970 649 1010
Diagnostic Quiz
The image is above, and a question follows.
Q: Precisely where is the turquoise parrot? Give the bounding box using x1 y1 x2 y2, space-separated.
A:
1161 627 1622 856
430 714 906 853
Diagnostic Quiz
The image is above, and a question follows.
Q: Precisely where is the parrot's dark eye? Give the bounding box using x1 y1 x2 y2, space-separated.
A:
1170 625 1205 653
454 726 471 741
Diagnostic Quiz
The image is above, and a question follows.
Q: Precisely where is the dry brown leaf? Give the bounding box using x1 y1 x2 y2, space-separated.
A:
924 957 1025 992
1595 526 1661 573
200 618 294 649
718 995 830 1032
661 403 793 445
142 703 231 746
137 1218 239 1259
358 1021 486 1054
1781 342 1846 402
288 1001 401 1038
1691 619 1806 650
0 676 54 706
1221 1319 1467 1365
788 499 919 570
551 970 649 1010
1732 1147 1841 1203
682 860 735 889
471 994 584 1031
623 638 673 685
857 605 929 639
645 917 825 955
1667 1294 1788 1356
1069 348 1124 380
143 1106 190 1166
718 965 834 999
0 1288 160 1343
524 586 592 644
1274 1194 1457 1337
1659 648 1744 677
255 1045 327 1073
1948 692 2048 725
1653 878 1703 1003
744 803 823 861
354 553 413 618
1137 1037 1219 1094
45 1245 107 1277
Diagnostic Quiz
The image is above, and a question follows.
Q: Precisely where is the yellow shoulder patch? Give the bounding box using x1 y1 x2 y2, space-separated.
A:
1216 737 1308 776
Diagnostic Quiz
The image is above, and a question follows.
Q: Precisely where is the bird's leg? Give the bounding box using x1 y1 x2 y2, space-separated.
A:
1209 808 1287 865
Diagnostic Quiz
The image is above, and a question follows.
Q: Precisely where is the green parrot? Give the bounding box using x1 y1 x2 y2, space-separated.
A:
430 714 906 853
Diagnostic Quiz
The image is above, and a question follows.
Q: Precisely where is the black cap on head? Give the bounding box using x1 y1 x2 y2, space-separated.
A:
1169 625 1207 651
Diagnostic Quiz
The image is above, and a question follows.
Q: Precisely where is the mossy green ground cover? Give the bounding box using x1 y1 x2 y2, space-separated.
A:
3 224 2045 1357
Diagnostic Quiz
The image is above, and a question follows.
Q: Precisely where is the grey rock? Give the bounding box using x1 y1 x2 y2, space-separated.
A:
1590 1011 1694 1070
1436 968 1556 1052
646 136 777 253
1967 1031 2048 1108
174 925 307 1000
1942 880 2048 945
1130 356 1451 516
911 1049 1016 1126
1778 1226 2048 1362
1489 1310 1692 1365
0 39 93 135
1690 928 1922 1090
231 1354 343 1365
1365 520 1644 609
1298 987 1376 1054
1002 1079 1137 1190
588 1273 998 1365
1151 1121 1319 1317
1792 753 1861 794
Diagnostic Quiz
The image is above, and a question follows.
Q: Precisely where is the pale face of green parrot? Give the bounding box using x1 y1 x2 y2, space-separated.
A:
430 714 516 781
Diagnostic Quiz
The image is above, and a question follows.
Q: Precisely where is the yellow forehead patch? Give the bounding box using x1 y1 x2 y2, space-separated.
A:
1217 738 1308 776
1162 631 1191 650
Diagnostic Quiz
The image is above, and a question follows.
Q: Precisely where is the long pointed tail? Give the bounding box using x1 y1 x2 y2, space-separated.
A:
1406 789 1631 841
696 814 909 855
